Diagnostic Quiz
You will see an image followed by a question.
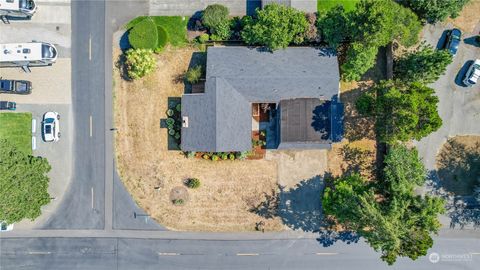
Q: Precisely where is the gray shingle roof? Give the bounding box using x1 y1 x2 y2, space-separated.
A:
181 46 340 152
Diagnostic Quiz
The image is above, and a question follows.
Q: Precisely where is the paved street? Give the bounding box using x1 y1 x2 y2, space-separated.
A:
1 1 480 270
1 232 480 270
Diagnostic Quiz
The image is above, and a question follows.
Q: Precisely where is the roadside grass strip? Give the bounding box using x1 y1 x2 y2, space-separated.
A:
0 112 32 154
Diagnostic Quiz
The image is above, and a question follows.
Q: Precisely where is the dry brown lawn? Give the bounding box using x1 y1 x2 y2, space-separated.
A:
114 46 283 232
436 136 480 196
446 0 480 33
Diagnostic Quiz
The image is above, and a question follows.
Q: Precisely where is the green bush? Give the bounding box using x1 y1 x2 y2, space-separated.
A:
211 155 219 161
202 4 229 32
175 103 181 112
125 48 157 80
229 153 235 160
166 118 175 125
174 133 181 140
172 199 184 205
186 151 196 158
185 65 203 84
197 33 210 43
128 18 158 49
186 178 201 189
168 128 175 136
355 93 376 116
166 109 174 117
209 19 232 41
157 26 169 49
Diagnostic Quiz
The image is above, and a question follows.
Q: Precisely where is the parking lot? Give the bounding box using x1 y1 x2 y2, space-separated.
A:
0 0 73 229
415 22 480 170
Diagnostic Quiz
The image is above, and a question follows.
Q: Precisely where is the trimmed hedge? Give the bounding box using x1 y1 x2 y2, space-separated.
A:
157 26 169 49
128 18 158 49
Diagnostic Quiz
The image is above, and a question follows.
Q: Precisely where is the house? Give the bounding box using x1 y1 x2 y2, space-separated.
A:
261 0 317 13
181 46 343 153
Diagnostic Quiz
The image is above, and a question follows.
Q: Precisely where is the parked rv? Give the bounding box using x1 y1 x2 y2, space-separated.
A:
0 0 37 19
0 42 57 71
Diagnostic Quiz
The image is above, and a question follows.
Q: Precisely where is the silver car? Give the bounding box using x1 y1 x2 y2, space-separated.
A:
463 59 480 87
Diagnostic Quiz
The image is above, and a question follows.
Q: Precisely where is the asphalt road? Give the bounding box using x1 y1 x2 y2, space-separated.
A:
1 234 480 270
40 0 107 229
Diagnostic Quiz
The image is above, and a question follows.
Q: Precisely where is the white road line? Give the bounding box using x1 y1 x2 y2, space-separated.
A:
28 252 51 255
89 115 93 137
91 187 94 209
158 252 180 256
236 253 259 256
315 252 338 256
88 35 92 61
471 252 480 255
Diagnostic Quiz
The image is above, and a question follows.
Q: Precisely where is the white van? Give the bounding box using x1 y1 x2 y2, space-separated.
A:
0 0 37 18
0 42 57 71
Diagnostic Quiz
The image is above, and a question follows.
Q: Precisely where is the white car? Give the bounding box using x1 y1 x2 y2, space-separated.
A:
0 221 14 232
463 59 480 87
42 111 60 142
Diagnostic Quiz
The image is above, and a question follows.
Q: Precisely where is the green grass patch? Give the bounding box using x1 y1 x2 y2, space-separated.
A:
317 0 359 12
0 113 32 155
126 16 188 48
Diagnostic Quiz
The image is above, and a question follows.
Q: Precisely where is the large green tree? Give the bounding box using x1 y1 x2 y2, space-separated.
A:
317 5 351 49
323 145 445 265
382 145 426 195
403 0 470 23
0 140 51 224
356 80 442 143
395 45 453 84
330 0 422 81
241 3 308 50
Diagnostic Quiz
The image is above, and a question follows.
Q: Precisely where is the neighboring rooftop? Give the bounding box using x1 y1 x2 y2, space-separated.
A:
181 46 340 153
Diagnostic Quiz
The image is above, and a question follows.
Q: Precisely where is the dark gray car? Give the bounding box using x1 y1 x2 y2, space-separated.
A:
0 78 32 94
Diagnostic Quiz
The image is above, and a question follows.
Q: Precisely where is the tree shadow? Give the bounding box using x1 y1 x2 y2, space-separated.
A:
427 137 480 229
455 60 473 87
464 36 480 47
436 30 449 50
246 0 261 16
115 53 131 81
339 144 375 178
119 31 131 51
311 101 331 140
250 176 325 232
436 138 480 196
340 82 376 142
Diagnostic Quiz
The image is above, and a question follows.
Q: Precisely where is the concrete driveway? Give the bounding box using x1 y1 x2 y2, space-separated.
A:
415 23 480 171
